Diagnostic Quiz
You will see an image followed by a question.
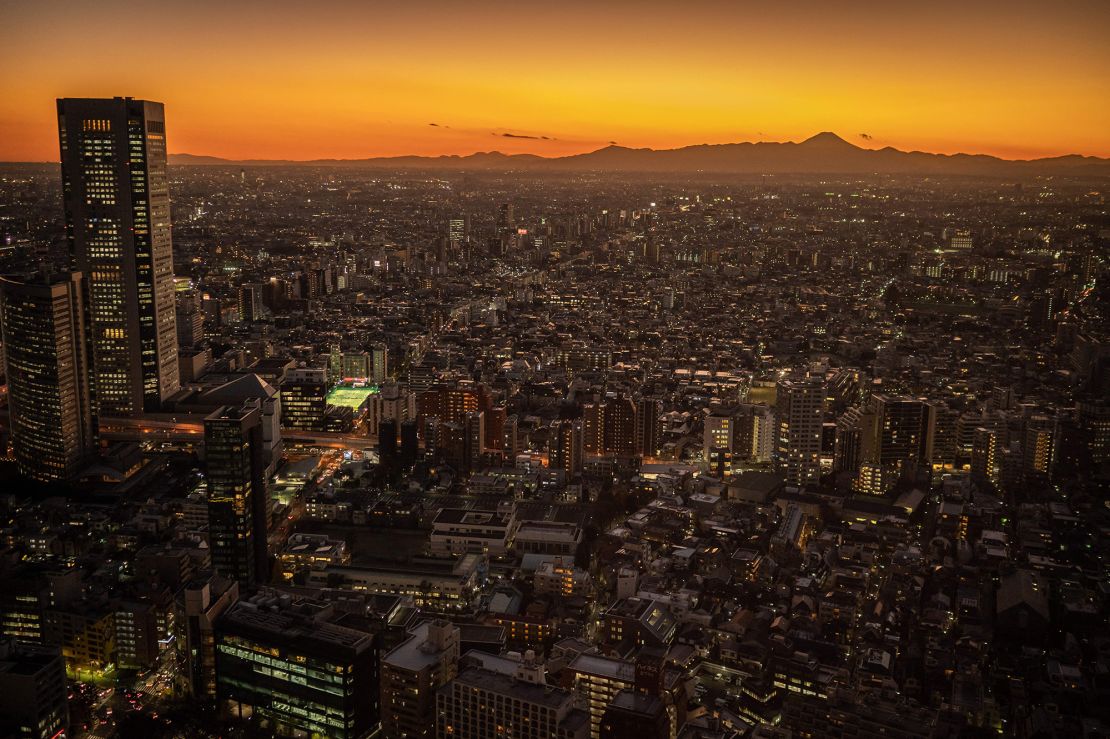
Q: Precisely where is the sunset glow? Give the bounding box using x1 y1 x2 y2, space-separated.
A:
2 0 1108 161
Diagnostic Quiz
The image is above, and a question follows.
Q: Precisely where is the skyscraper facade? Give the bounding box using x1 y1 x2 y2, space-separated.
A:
205 404 270 585
57 97 180 416
0 273 96 481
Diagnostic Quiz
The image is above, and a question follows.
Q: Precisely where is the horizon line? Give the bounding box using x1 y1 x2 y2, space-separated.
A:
1 132 1107 165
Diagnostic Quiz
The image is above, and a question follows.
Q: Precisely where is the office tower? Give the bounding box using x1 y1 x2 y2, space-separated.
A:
551 420 585 477
371 343 388 383
0 569 82 647
0 273 95 481
437 663 589 739
497 203 515 231
197 375 284 479
870 394 928 473
215 592 379 739
378 418 398 465
447 215 469 244
774 377 825 486
833 406 873 475
400 419 419 468
636 397 662 458
175 292 204 347
57 97 180 414
281 367 329 430
173 574 240 701
380 620 460 739
205 404 270 585
238 283 264 323
0 640 69 739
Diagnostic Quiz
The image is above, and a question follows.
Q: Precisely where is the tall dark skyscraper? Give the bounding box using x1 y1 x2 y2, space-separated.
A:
205 404 270 585
57 97 180 416
0 273 95 481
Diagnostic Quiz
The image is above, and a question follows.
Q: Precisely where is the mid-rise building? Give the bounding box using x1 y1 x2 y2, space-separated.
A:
380 620 460 739
0 640 69 739
437 663 589 739
281 367 329 431
215 592 379 739
173 574 240 701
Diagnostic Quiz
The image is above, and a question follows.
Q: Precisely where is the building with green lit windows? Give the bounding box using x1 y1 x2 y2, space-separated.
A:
215 592 379 739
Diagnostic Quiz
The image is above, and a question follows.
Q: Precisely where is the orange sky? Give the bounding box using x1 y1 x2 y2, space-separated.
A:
2 0 1108 161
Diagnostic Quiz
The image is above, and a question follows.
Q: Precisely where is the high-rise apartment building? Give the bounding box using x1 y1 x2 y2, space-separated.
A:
774 377 825 486
551 420 585 477
583 396 638 458
636 397 662 458
0 273 95 481
57 97 180 415
371 343 389 383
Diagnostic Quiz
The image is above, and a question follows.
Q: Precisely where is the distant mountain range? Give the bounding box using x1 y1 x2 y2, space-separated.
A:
167 133 1110 177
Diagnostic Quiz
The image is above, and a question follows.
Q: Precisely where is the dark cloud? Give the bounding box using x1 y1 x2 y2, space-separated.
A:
494 131 556 141
859 133 873 141
429 123 451 129
609 141 618 145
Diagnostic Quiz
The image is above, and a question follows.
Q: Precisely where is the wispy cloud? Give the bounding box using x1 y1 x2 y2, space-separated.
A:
495 131 554 140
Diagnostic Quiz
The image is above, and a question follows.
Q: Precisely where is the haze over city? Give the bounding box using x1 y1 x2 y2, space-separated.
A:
2 0 1110 162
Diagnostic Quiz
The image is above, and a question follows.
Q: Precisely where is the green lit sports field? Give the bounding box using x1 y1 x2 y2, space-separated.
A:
326 385 379 408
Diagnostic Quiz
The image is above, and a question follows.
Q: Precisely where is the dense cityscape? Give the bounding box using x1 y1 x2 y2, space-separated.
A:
0 95 1106 739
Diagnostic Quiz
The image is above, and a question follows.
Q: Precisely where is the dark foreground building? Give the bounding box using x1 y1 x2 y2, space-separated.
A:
215 592 379 739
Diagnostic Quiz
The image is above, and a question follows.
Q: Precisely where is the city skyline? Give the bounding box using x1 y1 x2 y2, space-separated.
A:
0 2 1107 737
2 0 1109 162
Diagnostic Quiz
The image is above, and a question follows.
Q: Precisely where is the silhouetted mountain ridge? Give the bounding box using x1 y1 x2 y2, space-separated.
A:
167 135 1110 176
